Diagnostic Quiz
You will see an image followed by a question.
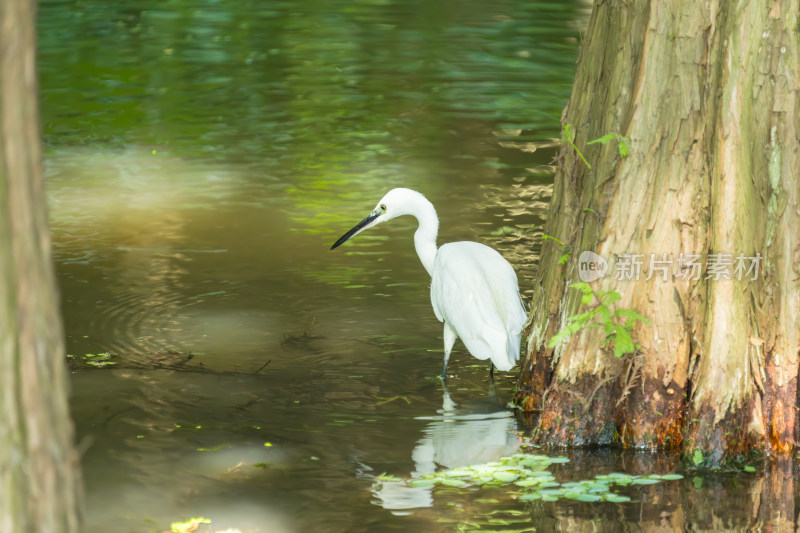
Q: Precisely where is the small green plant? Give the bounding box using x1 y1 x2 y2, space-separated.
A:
691 449 704 466
561 124 592 169
548 282 650 359
542 234 571 265
587 132 631 158
561 124 631 169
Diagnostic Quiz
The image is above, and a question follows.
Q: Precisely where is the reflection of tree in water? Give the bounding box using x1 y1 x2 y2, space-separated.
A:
528 455 797 532
370 384 520 511
372 431 800 531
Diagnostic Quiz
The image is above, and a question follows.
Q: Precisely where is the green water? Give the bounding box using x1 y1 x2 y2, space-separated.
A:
38 1 796 532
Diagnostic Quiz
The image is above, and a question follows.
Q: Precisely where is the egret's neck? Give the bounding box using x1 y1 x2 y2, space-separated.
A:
410 195 439 277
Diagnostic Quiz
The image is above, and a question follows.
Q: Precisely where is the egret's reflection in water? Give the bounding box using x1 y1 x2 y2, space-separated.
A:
371 384 520 513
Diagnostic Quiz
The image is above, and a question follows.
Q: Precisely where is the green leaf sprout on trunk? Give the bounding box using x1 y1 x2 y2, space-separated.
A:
549 281 650 358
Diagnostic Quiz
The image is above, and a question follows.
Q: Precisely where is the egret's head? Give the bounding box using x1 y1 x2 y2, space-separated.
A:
330 188 417 249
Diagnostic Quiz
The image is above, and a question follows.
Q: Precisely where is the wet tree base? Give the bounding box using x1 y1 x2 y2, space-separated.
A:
517 365 766 468
530 374 618 447
683 401 765 468
513 348 552 412
616 375 686 450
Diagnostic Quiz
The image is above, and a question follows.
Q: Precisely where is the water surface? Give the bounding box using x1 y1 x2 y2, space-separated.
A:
38 1 798 531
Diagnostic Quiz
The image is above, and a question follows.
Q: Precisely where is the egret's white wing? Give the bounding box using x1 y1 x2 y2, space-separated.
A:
430 242 526 370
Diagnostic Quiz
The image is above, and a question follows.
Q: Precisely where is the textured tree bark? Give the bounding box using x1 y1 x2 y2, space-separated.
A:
0 0 82 530
515 0 799 467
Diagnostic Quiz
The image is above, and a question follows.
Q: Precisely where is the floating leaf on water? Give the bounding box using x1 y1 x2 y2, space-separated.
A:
518 459 551 468
599 473 634 484
498 465 526 472
409 478 437 487
526 470 555 478
538 488 564 496
516 455 550 462
604 493 632 503
538 481 561 488
540 494 559 502
515 478 545 487
493 471 520 483
443 469 473 478
549 457 570 464
631 478 660 485
660 473 684 480
440 478 469 488
567 492 602 502
518 493 541 502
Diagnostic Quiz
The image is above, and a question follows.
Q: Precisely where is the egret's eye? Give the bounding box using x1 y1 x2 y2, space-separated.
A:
380 204 387 212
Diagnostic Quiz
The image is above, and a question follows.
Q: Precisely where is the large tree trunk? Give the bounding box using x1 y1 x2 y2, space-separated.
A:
515 0 799 467
0 0 82 530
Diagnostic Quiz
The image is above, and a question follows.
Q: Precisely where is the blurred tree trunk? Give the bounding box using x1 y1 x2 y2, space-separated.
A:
0 0 82 530
515 0 799 467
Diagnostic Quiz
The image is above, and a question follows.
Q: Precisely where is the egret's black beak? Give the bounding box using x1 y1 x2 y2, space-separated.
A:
331 212 380 249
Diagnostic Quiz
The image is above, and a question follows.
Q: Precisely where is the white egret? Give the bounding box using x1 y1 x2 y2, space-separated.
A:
330 188 526 379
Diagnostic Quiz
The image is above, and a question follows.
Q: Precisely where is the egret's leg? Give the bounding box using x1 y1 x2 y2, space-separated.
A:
440 324 457 380
489 362 495 377
441 381 456 413
486 378 499 402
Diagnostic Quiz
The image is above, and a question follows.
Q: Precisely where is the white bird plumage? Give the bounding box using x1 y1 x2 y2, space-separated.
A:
331 188 526 379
